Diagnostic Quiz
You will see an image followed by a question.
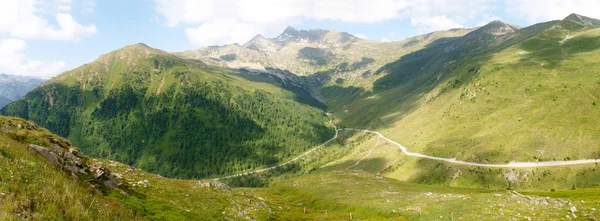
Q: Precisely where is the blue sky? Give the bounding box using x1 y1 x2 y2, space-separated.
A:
1 0 599 78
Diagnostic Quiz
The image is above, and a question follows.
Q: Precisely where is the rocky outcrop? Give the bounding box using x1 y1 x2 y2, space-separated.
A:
28 144 122 188
90 164 122 188
198 180 231 190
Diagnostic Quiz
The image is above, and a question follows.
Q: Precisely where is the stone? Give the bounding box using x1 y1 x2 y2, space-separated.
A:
90 164 122 188
198 180 231 190
29 143 121 188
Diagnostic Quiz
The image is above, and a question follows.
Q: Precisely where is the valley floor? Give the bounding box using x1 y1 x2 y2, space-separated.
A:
216 126 600 181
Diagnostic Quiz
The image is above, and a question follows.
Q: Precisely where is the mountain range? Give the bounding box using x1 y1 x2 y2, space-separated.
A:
1 13 600 220
0 73 45 108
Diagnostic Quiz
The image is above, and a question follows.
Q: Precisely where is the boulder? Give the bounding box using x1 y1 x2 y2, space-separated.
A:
28 144 121 188
90 164 122 188
198 180 231 190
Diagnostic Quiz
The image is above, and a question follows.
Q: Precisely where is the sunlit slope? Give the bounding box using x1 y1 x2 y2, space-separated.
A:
332 14 600 165
0 116 290 220
0 117 136 220
1 43 333 179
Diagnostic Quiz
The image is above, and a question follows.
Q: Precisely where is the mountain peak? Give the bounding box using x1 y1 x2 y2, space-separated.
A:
251 34 266 40
274 27 330 43
564 13 586 21
122 43 155 50
476 20 519 35
243 34 279 51
114 43 165 54
96 43 168 64
561 13 600 28
283 26 297 34
134 42 150 47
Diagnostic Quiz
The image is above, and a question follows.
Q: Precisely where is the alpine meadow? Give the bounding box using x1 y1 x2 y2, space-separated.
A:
1 1 600 220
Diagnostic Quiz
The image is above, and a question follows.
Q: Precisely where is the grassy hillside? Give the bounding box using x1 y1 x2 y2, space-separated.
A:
322 14 600 180
0 43 334 179
261 170 600 220
0 116 295 220
3 116 599 220
0 117 137 220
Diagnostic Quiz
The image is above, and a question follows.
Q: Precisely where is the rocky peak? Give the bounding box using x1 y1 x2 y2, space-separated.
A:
476 20 520 36
274 26 330 43
243 34 278 51
562 13 600 28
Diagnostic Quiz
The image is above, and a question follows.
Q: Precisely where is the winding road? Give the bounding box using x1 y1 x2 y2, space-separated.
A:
214 126 600 180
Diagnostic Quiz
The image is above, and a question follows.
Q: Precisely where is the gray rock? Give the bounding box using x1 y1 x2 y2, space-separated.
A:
28 144 121 188
198 180 231 190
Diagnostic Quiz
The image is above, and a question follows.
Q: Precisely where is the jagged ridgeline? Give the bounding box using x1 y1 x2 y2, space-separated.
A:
0 43 334 179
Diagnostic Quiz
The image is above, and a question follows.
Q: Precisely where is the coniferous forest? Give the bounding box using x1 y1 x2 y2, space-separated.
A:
1 51 333 179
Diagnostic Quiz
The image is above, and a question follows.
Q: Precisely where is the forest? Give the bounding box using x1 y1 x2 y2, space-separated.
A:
1 76 333 179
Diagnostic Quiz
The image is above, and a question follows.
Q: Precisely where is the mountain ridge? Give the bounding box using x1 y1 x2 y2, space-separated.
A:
1 43 333 179
0 73 45 108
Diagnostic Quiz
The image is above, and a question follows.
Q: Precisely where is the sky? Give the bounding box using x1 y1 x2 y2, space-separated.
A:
0 0 599 79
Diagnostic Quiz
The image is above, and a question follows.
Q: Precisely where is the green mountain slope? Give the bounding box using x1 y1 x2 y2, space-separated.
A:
176 27 476 99
0 117 136 220
0 43 334 179
7 115 599 220
324 14 600 183
0 116 299 220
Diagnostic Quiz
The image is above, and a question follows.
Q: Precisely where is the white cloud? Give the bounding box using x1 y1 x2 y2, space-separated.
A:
477 15 502 27
404 0 495 33
82 0 96 14
155 0 411 46
355 33 367 39
185 19 262 46
0 39 66 78
380 37 390 42
154 0 499 46
506 0 600 23
0 0 97 41
58 5 71 11
410 15 463 33
155 0 408 27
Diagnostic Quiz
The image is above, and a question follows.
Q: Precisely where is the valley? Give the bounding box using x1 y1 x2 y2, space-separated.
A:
1 116 599 220
1 9 600 220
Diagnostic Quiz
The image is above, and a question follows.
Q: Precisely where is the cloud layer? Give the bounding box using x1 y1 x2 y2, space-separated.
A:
506 0 600 24
154 0 414 46
0 39 66 78
155 0 600 47
0 0 97 41
154 0 504 46
0 0 96 78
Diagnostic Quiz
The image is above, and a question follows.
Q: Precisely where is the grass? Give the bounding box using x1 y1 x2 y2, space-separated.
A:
0 117 136 220
0 116 278 220
258 170 599 220
320 20 600 190
99 158 276 220
2 115 600 220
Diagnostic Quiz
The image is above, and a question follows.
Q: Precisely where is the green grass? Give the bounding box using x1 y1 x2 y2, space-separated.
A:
258 170 599 220
317 19 600 189
0 117 137 220
2 115 600 220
